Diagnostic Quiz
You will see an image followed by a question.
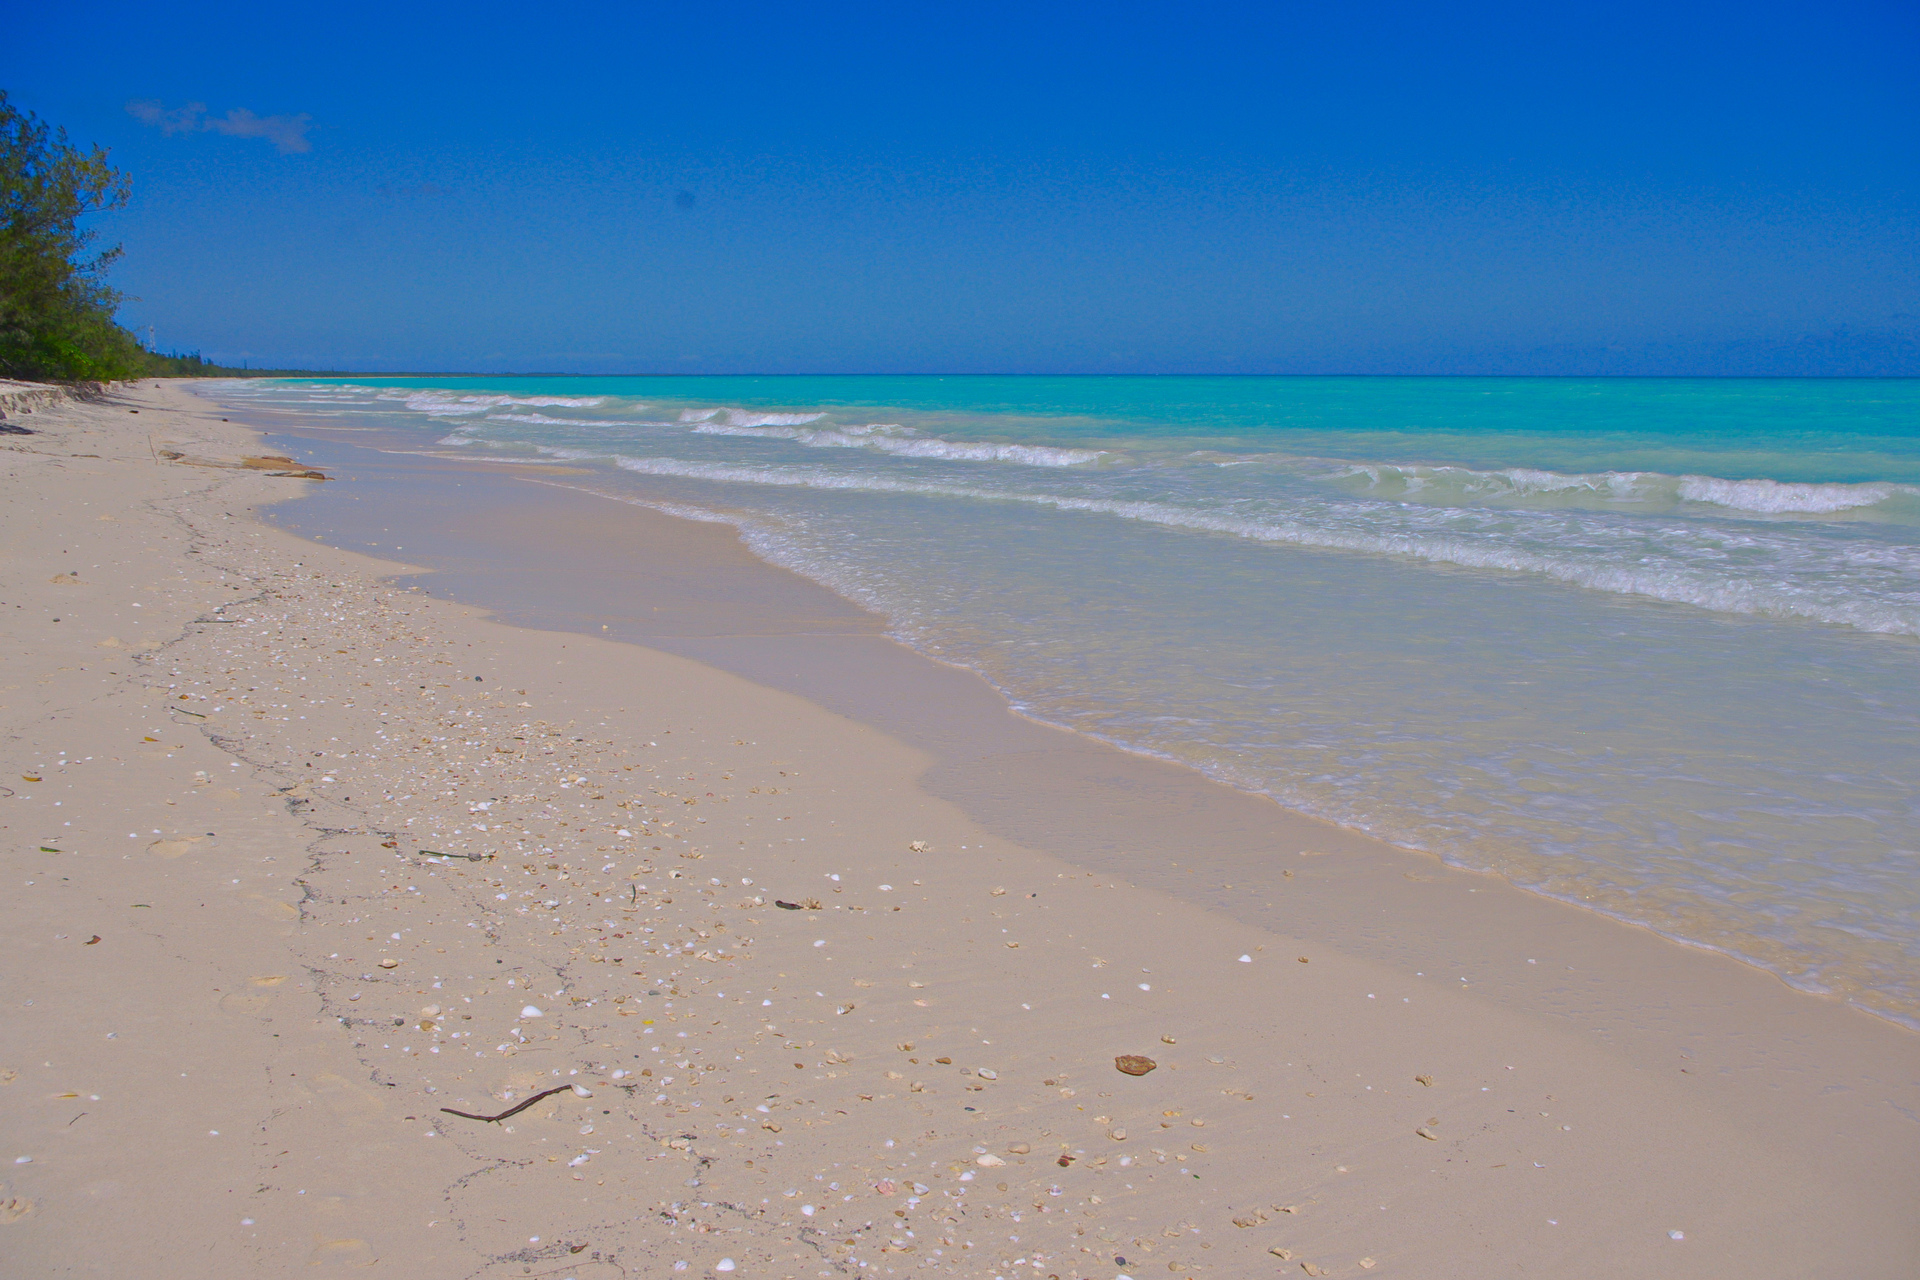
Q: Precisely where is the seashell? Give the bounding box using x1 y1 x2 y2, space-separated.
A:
1114 1055 1157 1076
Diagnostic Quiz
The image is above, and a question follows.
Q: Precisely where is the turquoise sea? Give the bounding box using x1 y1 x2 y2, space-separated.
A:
204 376 1920 1024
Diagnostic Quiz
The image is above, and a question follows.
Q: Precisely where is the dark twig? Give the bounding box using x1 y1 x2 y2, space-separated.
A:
439 1084 574 1124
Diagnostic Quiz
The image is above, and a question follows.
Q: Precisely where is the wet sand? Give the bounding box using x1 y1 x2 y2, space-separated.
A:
1 380 1915 1278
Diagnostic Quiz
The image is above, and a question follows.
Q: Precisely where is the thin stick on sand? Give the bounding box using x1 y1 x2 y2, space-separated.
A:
439 1084 576 1124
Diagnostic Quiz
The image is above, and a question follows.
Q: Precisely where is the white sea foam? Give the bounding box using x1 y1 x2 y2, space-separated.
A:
486 412 636 427
692 419 1105 466
1023 498 1920 636
1674 475 1910 514
392 391 611 416
1342 460 1917 518
861 436 1105 466
1340 462 1654 502
677 407 827 427
536 448 1920 636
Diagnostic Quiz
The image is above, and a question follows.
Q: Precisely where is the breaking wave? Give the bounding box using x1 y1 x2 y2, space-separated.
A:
1673 475 1911 514
692 419 1105 466
498 447 1920 637
678 408 826 427
1340 462 1918 519
390 390 611 416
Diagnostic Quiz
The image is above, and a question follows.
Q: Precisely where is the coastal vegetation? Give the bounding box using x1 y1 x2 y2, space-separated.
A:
139 348 340 377
1 91 143 380
1 91 331 382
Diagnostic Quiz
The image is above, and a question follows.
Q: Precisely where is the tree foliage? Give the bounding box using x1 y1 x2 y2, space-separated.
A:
0 91 146 380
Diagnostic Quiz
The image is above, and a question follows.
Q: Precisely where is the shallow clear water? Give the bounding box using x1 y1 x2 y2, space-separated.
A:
204 375 1920 1024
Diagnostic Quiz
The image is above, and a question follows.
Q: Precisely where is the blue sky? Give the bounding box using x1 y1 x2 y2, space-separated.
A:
6 0 1917 374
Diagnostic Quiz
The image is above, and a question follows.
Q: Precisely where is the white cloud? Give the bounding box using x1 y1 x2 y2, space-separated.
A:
126 99 207 135
127 99 313 154
205 108 312 154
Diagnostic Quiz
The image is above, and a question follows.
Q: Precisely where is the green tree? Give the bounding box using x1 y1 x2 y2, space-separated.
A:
0 91 146 380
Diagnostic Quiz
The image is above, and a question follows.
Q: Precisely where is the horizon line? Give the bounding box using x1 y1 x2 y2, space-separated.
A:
233 370 1920 381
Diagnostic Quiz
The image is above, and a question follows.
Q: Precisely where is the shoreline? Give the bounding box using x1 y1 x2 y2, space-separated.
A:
256 409 1915 1027
2 380 1915 1277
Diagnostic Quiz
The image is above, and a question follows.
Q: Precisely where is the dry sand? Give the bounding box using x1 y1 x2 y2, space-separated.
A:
1 381 1915 1278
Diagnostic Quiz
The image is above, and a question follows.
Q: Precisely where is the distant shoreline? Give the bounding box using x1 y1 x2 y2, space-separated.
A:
192 369 1920 380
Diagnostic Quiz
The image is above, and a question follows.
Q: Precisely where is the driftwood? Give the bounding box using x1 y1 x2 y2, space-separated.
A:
439 1084 576 1124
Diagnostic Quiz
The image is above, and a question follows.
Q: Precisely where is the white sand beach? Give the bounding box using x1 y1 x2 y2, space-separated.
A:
2 380 1915 1279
